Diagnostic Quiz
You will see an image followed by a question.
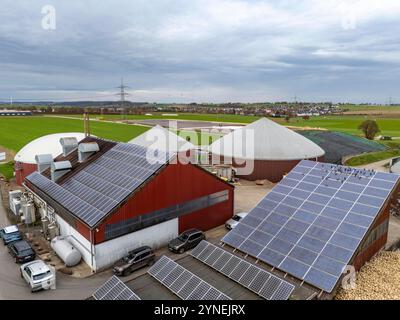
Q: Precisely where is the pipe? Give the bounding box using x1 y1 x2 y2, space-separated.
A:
90 229 95 272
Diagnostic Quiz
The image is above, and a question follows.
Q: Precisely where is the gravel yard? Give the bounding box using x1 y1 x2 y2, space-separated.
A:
336 251 400 300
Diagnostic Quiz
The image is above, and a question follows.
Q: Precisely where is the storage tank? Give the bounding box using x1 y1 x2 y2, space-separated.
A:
22 202 36 224
51 236 82 267
9 190 22 216
41 217 50 236
48 223 59 240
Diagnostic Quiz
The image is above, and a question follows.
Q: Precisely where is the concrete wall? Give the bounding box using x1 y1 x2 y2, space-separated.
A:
93 218 178 271
56 214 178 271
55 214 93 269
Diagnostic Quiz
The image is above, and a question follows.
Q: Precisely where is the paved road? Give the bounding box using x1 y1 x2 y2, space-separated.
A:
0 191 110 300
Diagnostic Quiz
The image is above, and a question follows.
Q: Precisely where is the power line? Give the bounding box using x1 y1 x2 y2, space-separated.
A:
115 77 131 120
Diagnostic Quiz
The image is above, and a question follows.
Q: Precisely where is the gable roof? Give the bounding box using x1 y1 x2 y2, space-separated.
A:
222 160 400 293
129 125 195 152
210 118 325 161
26 138 174 228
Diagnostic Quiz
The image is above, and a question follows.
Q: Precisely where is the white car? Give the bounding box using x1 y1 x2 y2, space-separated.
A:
225 212 248 230
20 260 56 292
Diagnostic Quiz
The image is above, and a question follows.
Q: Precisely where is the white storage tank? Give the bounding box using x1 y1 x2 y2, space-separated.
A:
51 236 82 267
22 202 36 224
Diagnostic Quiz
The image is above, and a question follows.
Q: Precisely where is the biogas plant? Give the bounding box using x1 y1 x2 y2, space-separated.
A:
2 117 399 301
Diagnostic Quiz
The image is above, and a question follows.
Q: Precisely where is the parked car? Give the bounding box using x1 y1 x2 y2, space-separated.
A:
225 212 248 230
8 240 36 263
168 229 205 254
20 260 55 292
113 246 155 276
0 225 22 245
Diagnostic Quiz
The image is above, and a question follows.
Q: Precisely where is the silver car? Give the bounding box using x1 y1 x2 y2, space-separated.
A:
20 260 56 292
225 212 248 230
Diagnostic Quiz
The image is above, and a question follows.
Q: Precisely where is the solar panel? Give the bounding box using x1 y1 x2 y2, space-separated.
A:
191 241 295 300
26 142 173 227
222 160 400 293
92 276 141 300
148 256 231 300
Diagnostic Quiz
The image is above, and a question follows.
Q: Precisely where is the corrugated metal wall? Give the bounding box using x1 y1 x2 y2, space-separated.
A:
213 155 325 182
15 162 36 186
93 162 234 244
351 182 400 271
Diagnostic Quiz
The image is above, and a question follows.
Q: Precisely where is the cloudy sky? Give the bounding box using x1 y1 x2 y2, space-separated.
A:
1 0 399 103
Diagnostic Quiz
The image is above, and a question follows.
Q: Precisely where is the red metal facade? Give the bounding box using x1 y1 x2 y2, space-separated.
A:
15 162 36 186
213 155 325 182
90 161 234 244
351 182 400 271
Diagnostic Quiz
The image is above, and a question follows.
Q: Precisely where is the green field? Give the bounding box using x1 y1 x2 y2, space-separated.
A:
0 162 14 180
59 113 400 137
57 113 261 124
345 149 400 167
0 116 149 153
2 114 400 171
0 116 223 155
284 116 400 137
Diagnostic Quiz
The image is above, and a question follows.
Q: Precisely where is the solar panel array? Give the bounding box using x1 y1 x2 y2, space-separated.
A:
148 256 231 300
27 143 173 227
222 160 399 293
93 276 141 300
191 241 295 300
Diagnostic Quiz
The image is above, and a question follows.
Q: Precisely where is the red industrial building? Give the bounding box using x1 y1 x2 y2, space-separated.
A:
25 137 234 271
210 118 325 182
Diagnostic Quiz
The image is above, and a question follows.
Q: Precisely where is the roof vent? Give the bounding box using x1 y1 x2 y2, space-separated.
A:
35 154 53 173
78 142 100 162
60 137 79 156
51 161 72 182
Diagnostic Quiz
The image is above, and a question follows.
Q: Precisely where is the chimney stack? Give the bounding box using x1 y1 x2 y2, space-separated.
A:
51 161 72 182
60 137 78 156
35 154 53 174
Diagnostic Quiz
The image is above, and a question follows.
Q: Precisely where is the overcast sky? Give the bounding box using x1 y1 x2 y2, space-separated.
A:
1 0 399 103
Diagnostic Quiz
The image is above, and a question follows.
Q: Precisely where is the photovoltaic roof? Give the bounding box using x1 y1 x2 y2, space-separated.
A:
93 276 140 300
222 160 399 293
26 142 173 228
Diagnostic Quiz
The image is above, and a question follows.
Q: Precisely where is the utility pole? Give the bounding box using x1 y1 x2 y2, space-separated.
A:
116 77 130 120
83 112 91 137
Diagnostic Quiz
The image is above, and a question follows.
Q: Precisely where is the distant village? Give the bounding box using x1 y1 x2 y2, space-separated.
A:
0 102 343 118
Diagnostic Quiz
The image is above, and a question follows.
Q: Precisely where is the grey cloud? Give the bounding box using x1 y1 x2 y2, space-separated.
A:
0 0 399 103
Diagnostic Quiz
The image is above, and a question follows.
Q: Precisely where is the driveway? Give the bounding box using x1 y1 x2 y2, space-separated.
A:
0 191 111 300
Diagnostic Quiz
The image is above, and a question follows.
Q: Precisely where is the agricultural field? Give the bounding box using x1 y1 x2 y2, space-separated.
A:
57 113 400 137
55 113 261 124
284 116 400 137
0 116 223 154
340 104 400 112
0 116 149 153
0 162 14 180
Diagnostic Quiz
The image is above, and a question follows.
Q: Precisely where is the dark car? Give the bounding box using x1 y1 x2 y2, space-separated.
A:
0 225 22 245
168 229 205 254
8 240 36 264
113 246 155 276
